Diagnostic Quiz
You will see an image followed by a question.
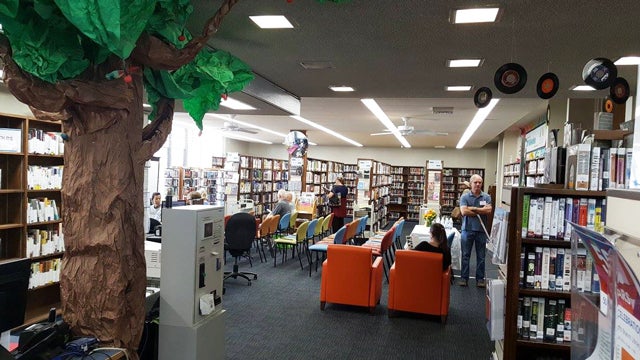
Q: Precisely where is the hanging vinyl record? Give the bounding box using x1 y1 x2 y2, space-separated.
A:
582 57 617 90
474 87 493 108
604 96 614 113
610 77 630 104
494 63 527 94
536 72 559 99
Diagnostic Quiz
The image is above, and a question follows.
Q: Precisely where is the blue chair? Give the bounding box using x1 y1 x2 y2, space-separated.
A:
277 213 291 237
354 215 368 245
308 225 346 276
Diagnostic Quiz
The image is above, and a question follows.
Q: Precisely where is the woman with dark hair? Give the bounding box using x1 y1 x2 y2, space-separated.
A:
413 222 452 270
327 177 348 233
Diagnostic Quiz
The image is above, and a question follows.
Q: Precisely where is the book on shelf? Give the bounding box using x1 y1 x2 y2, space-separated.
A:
522 296 532 339
543 298 558 341
556 299 566 342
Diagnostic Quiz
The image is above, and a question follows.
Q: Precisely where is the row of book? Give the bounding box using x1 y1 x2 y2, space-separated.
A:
566 144 633 191
28 128 64 155
519 246 599 293
26 226 65 258
29 258 61 289
518 297 571 343
27 198 60 223
27 165 63 190
522 195 606 240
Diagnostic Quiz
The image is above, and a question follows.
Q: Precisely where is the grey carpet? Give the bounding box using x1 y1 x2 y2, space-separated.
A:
223 221 496 360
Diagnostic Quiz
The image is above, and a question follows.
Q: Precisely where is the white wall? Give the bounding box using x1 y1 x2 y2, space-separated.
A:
246 143 499 187
0 88 32 117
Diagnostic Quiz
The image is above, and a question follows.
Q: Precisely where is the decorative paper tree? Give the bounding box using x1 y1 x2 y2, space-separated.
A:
0 0 347 356
0 0 252 356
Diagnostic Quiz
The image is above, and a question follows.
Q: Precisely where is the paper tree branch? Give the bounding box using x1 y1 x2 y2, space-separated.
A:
131 0 240 70
138 97 174 163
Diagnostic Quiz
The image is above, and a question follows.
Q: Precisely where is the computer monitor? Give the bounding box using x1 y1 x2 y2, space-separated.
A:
0 258 30 332
0 258 30 348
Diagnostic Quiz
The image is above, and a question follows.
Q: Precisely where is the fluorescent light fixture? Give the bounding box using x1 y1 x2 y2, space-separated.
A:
360 99 412 148
447 59 483 68
614 56 640 65
571 85 596 91
329 86 355 92
453 8 500 24
0 69 3 80
435 145 446 149
290 115 363 147
456 98 499 149
446 86 472 91
249 15 293 29
219 97 257 111
218 131 273 144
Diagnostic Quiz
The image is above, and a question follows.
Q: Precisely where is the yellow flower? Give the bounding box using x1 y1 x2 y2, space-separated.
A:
424 209 437 223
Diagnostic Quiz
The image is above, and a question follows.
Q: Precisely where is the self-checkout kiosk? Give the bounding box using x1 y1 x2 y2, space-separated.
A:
158 205 225 360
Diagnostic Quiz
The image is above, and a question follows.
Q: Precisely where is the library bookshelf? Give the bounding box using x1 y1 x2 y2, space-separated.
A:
0 113 65 324
503 186 607 360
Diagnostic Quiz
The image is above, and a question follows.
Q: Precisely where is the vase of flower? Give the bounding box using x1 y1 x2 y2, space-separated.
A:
424 209 437 227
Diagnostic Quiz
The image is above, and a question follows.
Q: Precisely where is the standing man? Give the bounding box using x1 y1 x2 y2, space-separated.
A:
458 174 492 288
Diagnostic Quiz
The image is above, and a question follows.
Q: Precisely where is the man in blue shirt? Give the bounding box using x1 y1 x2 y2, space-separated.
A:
458 174 492 288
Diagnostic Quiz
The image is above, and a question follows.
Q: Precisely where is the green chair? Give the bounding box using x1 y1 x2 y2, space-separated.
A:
274 220 309 268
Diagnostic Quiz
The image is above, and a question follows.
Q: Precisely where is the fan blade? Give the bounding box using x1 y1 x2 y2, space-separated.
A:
238 128 258 134
370 132 393 136
411 130 449 136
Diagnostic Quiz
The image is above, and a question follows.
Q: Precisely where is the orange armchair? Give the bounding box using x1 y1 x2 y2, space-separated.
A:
320 244 383 313
388 250 451 323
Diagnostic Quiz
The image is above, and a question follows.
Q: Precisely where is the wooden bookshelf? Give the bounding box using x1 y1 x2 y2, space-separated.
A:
440 167 485 218
0 113 65 324
503 187 607 360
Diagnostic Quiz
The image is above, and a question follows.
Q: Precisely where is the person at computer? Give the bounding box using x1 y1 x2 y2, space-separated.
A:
266 189 291 219
149 192 162 222
413 222 452 271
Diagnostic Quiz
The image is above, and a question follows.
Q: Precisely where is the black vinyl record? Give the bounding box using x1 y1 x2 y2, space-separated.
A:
494 63 527 94
536 72 559 99
604 96 614 112
474 87 493 108
610 77 630 104
582 58 617 90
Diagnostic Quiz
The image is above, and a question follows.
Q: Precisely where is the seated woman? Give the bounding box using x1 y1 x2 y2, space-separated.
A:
413 223 452 271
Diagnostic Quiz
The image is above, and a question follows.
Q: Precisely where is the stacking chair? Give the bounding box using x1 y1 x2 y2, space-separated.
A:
342 219 359 245
320 244 383 313
313 216 325 244
354 215 368 245
273 220 309 268
308 225 346 276
288 210 298 233
389 218 405 261
224 212 259 286
277 213 291 238
388 250 451 323
322 213 334 237
361 226 396 282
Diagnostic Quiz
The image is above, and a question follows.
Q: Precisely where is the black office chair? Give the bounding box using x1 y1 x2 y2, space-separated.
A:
148 218 161 234
224 212 258 286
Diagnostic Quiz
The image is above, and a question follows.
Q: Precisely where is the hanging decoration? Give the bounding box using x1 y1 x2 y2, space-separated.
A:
285 131 309 157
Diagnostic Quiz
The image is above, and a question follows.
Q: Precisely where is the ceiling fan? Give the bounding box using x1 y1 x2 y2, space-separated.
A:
218 121 258 134
370 117 448 137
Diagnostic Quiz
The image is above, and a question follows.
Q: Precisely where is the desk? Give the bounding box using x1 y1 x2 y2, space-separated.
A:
407 225 458 249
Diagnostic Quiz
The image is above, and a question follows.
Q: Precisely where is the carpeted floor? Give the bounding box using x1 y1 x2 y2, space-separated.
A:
222 221 497 360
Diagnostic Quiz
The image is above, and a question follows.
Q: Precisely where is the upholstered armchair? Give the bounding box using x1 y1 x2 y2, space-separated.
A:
388 250 451 323
320 244 383 313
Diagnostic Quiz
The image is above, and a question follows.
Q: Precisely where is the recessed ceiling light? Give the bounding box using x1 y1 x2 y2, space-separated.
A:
453 8 500 24
219 97 257 110
249 15 293 29
446 86 472 91
329 86 355 92
447 59 483 68
614 56 640 65
571 85 597 91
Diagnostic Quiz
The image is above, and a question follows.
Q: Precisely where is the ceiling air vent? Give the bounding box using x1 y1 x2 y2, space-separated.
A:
432 107 454 115
299 61 335 70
